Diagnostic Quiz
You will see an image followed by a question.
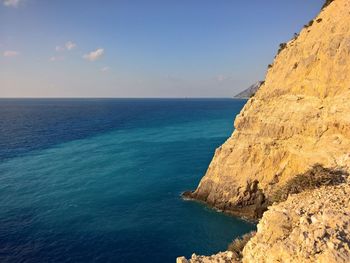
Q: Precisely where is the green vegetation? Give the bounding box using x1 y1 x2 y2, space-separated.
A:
304 20 314 28
270 164 348 204
277 43 287 55
227 231 257 259
322 0 334 9
273 0 329 61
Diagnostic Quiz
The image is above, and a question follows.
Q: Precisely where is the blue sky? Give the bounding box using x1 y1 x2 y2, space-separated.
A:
0 0 324 97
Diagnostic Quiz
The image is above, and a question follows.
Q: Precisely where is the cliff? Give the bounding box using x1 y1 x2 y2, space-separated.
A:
234 81 263 99
179 178 350 263
184 0 350 220
179 0 350 262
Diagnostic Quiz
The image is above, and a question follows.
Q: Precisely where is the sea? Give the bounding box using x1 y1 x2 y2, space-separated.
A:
0 98 255 263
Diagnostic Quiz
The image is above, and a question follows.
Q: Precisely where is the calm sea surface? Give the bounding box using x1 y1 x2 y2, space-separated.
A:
0 99 254 263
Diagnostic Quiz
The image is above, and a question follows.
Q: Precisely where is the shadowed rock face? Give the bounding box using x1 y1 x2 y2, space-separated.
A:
183 180 268 220
186 0 350 220
180 180 350 263
184 164 348 220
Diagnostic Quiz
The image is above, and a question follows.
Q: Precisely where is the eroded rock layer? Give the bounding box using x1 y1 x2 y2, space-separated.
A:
186 0 350 219
178 180 350 263
243 181 350 263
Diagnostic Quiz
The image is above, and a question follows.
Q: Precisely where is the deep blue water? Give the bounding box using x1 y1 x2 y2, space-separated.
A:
0 99 254 263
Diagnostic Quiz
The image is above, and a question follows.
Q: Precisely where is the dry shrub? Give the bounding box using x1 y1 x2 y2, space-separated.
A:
270 164 348 204
322 0 334 9
227 231 256 259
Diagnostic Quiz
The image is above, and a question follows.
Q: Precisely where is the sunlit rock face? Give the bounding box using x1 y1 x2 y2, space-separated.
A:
186 0 350 220
242 181 350 263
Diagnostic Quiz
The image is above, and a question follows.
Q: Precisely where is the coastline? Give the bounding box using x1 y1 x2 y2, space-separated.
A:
178 0 350 262
182 191 264 223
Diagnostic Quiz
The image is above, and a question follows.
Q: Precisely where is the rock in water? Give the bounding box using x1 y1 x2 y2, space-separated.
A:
186 0 350 220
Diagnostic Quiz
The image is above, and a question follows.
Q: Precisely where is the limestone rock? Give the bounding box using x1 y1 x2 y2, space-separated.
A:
180 182 350 262
176 251 239 263
242 182 350 263
179 0 350 262
187 0 350 220
176 257 189 263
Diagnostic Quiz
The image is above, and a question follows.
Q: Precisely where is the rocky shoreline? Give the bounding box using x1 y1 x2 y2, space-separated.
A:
178 0 350 261
179 179 350 263
182 178 268 221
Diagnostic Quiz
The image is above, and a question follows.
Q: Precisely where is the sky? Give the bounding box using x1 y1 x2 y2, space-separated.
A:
0 0 325 98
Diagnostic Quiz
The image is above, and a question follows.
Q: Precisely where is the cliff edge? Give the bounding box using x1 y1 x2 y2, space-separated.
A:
184 0 350 220
179 0 350 262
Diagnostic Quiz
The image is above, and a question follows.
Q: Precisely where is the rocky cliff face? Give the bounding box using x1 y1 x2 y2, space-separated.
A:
184 0 350 220
179 179 350 263
243 180 350 263
178 0 350 262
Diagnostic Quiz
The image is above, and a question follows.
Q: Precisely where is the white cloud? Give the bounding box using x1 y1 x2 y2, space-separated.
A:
3 0 21 8
100 66 110 72
3 50 19 57
83 48 104 62
65 41 77 51
49 56 65 62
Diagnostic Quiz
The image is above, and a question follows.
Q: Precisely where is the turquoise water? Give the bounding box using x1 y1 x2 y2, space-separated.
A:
0 99 254 262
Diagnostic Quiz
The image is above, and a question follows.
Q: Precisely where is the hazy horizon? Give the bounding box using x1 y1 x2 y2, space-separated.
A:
1 0 324 98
